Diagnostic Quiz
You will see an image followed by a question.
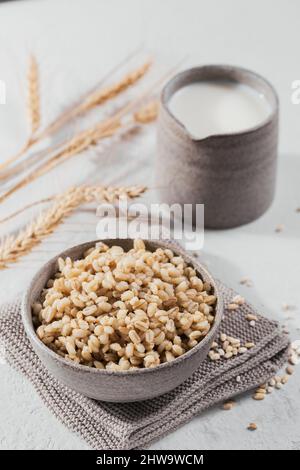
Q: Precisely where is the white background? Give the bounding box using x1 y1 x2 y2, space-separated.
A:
0 0 299 450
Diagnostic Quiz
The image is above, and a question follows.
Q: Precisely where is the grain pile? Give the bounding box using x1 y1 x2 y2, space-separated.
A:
33 240 217 370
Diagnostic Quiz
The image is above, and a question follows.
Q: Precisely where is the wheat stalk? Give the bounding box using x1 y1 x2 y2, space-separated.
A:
0 197 53 224
0 101 159 186
0 58 151 174
0 126 119 205
0 184 146 269
74 61 152 115
0 101 158 205
37 60 152 141
0 139 64 183
40 45 143 134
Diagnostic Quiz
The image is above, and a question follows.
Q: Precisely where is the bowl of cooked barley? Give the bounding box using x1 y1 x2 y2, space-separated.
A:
22 239 223 402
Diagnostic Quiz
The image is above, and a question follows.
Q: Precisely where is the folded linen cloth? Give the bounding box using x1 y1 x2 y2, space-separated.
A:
0 282 289 450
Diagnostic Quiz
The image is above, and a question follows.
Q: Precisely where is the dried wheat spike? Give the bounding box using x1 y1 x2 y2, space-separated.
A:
80 61 152 114
0 185 146 268
0 99 158 205
0 54 149 174
27 55 40 135
134 101 159 123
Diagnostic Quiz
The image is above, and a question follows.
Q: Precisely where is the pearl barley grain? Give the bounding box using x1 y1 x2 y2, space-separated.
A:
246 314 258 321
33 240 217 370
232 295 245 305
253 393 265 400
286 365 294 375
227 303 239 311
248 423 257 431
223 401 235 410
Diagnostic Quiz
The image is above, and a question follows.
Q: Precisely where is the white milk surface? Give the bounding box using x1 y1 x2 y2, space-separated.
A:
168 80 272 139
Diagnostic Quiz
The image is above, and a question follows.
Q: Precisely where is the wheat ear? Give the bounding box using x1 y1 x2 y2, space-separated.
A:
27 55 40 135
0 185 146 269
134 101 159 123
0 54 150 174
75 61 152 114
0 100 158 205
36 60 152 141
0 55 40 173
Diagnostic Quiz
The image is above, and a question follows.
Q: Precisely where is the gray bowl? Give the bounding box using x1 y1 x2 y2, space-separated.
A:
22 239 223 402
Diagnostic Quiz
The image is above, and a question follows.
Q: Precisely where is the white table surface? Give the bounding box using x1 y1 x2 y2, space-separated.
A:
0 0 299 450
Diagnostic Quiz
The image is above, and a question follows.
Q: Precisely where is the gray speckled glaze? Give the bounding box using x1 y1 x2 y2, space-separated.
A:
156 65 279 229
22 239 222 403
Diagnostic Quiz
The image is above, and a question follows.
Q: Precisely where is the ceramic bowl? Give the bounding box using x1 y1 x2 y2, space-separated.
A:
22 239 223 402
156 65 279 229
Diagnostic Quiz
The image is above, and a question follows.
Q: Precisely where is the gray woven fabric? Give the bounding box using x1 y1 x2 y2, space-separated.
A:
0 283 289 450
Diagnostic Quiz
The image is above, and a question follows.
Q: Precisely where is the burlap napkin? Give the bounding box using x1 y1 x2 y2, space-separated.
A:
0 282 289 450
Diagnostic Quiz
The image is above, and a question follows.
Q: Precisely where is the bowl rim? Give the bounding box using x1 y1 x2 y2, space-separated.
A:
22 238 223 376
